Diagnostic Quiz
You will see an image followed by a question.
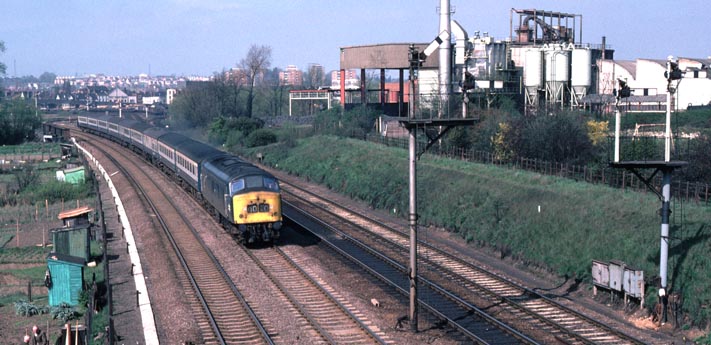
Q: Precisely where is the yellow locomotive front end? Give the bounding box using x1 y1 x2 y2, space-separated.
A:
230 176 282 243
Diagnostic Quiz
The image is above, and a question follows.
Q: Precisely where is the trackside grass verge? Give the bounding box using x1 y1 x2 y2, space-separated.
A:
243 135 711 328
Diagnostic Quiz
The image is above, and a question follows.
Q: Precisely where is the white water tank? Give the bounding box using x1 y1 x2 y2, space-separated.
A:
524 49 542 87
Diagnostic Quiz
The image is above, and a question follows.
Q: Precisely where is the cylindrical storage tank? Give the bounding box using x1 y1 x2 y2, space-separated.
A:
571 48 592 87
524 49 542 87
545 49 570 82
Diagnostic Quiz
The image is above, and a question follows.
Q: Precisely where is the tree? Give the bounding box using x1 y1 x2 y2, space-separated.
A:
264 67 286 117
0 41 6 76
513 111 594 165
39 72 57 84
168 81 221 129
682 129 711 183
304 64 324 89
239 44 272 118
0 99 41 145
0 40 5 98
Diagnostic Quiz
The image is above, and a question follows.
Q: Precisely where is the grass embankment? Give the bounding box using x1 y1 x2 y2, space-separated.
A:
244 135 711 326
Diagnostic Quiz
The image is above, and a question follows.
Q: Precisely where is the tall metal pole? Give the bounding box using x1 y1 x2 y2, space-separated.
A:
665 59 672 162
408 123 418 332
438 0 451 116
614 101 621 162
407 47 419 332
659 169 671 324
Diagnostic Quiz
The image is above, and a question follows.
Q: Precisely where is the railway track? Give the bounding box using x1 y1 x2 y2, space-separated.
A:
281 199 537 344
280 181 649 345
246 245 389 344
76 133 273 345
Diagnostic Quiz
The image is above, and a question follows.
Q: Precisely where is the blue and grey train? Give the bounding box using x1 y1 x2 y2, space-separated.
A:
77 114 282 243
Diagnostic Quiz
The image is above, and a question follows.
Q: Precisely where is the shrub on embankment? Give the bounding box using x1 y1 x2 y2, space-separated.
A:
244 135 711 327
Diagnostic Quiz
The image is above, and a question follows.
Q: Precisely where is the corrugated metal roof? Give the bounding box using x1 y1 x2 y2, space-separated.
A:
58 206 93 220
615 60 637 76
340 43 440 69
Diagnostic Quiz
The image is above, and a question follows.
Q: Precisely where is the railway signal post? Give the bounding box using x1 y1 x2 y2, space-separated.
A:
400 32 476 332
610 56 687 324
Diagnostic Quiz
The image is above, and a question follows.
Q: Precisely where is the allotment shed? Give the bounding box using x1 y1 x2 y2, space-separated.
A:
56 166 85 185
51 226 90 261
58 206 93 228
47 252 85 306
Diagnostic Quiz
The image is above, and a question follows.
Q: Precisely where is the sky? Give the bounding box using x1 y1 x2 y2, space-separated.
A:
0 0 708 77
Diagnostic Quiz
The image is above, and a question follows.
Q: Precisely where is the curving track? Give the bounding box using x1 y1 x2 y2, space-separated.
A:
279 180 648 345
75 132 273 345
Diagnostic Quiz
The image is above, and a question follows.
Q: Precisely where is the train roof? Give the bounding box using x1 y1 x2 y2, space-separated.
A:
116 119 139 128
107 116 124 124
83 114 113 122
143 127 169 139
123 120 154 132
203 154 273 183
158 132 191 147
173 138 225 163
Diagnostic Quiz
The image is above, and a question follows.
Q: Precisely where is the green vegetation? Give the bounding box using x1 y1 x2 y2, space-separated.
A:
0 266 47 282
14 300 49 317
0 157 94 207
246 135 711 327
0 142 61 156
0 247 49 264
50 302 79 322
618 109 711 132
0 99 41 145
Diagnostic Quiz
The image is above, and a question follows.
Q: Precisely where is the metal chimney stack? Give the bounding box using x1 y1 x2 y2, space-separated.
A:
439 0 451 113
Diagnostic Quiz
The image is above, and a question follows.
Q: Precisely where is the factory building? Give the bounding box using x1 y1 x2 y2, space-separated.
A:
336 5 710 117
594 58 711 112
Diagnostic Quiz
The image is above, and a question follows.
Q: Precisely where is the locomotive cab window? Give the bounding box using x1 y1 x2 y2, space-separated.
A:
229 176 280 195
263 177 279 192
230 179 245 194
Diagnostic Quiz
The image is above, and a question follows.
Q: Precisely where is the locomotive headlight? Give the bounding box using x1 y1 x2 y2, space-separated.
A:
239 214 244 219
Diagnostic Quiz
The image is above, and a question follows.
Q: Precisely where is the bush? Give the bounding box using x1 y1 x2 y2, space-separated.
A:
245 129 277 147
313 106 379 138
14 300 49 316
208 116 264 145
513 111 595 165
51 303 79 322
24 180 92 204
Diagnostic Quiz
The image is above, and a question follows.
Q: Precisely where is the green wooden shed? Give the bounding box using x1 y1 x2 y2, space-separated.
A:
55 166 85 185
47 252 85 306
51 226 90 261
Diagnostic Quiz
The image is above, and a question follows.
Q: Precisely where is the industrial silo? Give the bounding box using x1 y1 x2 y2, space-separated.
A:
571 48 592 105
524 48 543 106
544 47 570 104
